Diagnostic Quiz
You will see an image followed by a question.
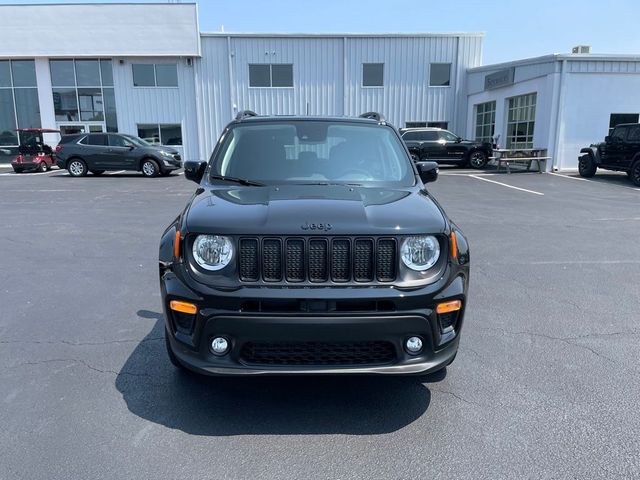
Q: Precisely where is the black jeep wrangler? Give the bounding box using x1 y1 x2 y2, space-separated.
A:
578 123 640 185
159 112 470 377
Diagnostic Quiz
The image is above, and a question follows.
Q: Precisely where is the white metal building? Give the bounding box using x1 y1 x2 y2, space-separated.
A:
465 54 640 170
1 2 640 171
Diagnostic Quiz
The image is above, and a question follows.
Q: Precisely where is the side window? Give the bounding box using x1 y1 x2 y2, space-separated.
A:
87 134 107 146
77 135 88 145
627 126 640 142
421 131 439 141
439 131 458 142
402 131 420 141
611 127 628 141
109 135 132 147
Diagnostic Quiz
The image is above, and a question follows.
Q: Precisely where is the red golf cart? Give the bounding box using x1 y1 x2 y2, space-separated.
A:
11 128 60 173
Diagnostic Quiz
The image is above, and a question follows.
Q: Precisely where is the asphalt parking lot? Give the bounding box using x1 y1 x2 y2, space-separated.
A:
1 165 639 479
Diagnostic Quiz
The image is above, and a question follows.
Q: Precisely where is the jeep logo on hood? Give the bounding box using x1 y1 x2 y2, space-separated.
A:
301 222 332 231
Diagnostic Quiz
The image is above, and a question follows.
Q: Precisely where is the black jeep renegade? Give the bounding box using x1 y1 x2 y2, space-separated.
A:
159 112 470 376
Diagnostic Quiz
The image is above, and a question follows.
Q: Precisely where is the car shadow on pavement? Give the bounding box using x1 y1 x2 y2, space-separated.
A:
116 310 444 436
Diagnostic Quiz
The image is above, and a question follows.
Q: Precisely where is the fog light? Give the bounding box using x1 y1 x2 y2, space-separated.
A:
210 337 230 355
405 336 423 354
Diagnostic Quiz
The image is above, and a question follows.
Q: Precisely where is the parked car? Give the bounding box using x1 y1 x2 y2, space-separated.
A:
579 123 640 185
11 128 60 173
159 111 470 377
400 127 492 169
55 132 182 177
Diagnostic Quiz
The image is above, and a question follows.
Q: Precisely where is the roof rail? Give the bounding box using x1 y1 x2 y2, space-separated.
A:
359 112 385 122
235 110 258 121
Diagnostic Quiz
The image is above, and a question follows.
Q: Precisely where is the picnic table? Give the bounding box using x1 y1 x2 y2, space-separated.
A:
489 148 551 173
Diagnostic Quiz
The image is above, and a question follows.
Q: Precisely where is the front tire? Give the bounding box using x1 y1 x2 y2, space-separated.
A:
141 159 160 177
578 154 597 178
68 158 88 177
629 159 640 186
13 168 23 174
468 151 488 169
37 162 47 172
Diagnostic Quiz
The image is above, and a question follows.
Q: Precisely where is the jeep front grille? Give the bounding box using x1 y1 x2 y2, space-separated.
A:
238 236 397 284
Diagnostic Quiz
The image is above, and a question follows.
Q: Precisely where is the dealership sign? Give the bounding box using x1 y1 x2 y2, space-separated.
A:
484 68 515 90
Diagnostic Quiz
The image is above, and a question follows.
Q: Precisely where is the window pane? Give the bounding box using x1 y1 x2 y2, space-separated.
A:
0 61 11 87
271 64 293 87
430 63 451 86
137 124 160 144
78 88 103 121
75 60 101 86
100 60 113 86
52 88 79 121
0 89 17 146
50 60 76 87
132 64 155 87
609 113 639 129
155 64 178 87
103 88 118 132
249 64 271 87
160 124 182 145
14 88 40 128
87 134 107 146
362 63 384 87
11 60 37 87
109 134 135 147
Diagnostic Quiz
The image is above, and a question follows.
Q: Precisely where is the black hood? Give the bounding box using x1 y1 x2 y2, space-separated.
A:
185 184 446 236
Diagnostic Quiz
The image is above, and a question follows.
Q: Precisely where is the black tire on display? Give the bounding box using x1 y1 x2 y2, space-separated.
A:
578 154 597 178
37 162 47 172
141 159 160 177
629 160 640 187
468 150 488 169
68 158 88 177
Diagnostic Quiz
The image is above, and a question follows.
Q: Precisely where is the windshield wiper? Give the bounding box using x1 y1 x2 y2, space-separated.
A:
209 174 265 186
295 181 363 187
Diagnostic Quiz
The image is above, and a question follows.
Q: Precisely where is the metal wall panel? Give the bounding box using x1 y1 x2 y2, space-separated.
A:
112 57 200 161
197 34 483 151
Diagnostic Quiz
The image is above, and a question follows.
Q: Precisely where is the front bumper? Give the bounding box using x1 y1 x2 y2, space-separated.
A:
161 158 182 171
161 268 467 376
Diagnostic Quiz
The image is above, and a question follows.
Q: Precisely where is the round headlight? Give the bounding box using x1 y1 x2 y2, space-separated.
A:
192 235 233 271
401 235 440 271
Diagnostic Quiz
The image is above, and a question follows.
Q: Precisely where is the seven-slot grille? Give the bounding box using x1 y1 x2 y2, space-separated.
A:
238 237 397 283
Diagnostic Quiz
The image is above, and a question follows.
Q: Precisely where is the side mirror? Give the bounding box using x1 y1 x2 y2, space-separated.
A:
416 161 439 184
184 160 207 184
604 135 612 143
455 136 462 143
127 145 135 150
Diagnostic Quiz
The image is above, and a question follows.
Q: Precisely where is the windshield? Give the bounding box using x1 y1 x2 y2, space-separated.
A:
210 121 414 186
122 134 150 147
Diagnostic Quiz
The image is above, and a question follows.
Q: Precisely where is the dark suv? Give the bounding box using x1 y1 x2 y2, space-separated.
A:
400 127 492 169
159 112 470 377
55 133 182 177
579 123 640 185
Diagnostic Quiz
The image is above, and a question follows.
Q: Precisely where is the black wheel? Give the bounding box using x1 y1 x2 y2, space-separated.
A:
141 159 160 177
468 150 488 169
37 162 47 173
578 154 597 178
68 158 88 177
90 170 105 175
13 168 23 174
630 160 640 187
165 328 187 370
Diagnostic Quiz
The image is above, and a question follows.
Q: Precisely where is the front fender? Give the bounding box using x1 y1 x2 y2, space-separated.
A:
580 146 601 165
159 217 181 271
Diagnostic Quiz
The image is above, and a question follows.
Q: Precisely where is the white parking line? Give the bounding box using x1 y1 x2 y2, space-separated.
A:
468 174 545 196
548 171 640 191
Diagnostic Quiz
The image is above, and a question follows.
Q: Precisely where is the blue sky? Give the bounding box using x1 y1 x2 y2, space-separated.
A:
5 0 640 64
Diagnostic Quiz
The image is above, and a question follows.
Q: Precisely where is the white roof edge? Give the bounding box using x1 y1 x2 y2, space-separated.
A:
469 53 640 73
200 32 485 38
0 2 196 5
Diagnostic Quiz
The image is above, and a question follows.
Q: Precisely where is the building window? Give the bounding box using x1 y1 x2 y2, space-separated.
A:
506 93 536 149
137 123 182 146
0 60 40 147
132 64 178 87
249 64 293 88
609 113 639 133
405 122 427 128
50 59 118 132
430 63 451 86
427 121 448 129
474 101 496 143
362 63 384 87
